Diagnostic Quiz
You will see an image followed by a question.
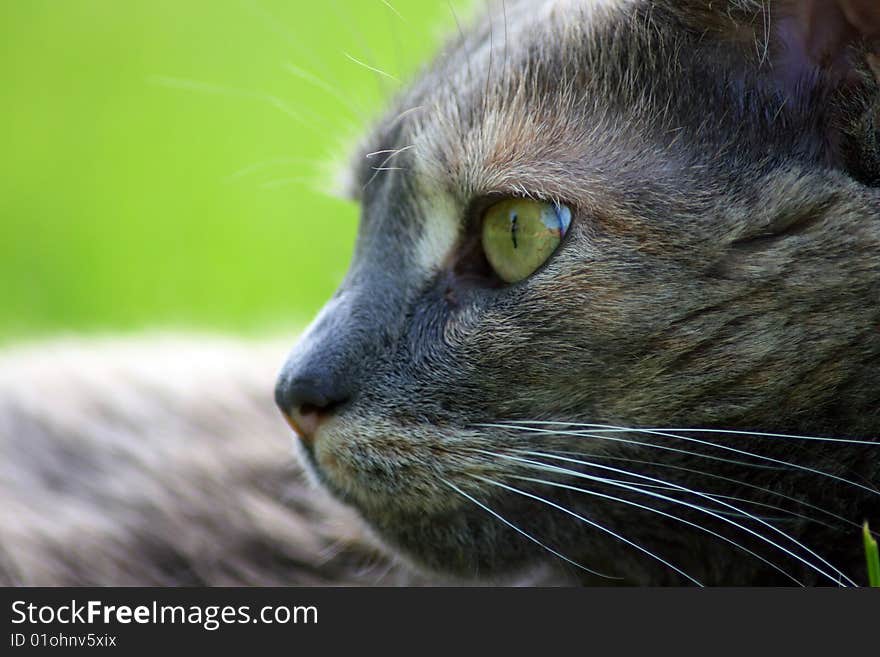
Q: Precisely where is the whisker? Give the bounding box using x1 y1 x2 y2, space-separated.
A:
331 0 395 94
543 449 849 531
224 156 315 182
599 425 880 497
523 422 879 447
386 105 426 130
239 1 375 120
577 477 806 523
519 451 856 585
259 176 317 190
483 0 495 105
477 423 785 471
482 422 868 532
507 474 804 585
439 478 620 580
573 477 788 521
283 62 365 119
703 493 827 526
651 426 879 446
241 0 334 78
362 145 415 189
379 0 407 23
446 0 466 41
484 422 880 497
445 0 477 96
149 75 322 133
502 0 509 86
343 52 401 83
473 475 704 586
365 145 416 159
482 450 855 586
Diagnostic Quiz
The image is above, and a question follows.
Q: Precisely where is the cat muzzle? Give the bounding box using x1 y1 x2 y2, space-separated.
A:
280 406 322 447
274 373 347 447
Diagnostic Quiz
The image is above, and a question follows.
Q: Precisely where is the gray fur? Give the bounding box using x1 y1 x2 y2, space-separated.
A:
4 0 880 585
0 337 419 585
0 337 560 586
280 0 880 585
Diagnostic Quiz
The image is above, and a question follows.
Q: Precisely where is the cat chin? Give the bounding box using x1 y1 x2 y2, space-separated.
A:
360 503 552 581
290 419 622 580
290 444 526 577
295 460 581 581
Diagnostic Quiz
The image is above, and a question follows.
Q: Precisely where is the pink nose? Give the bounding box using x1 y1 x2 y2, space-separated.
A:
275 370 351 446
281 406 325 446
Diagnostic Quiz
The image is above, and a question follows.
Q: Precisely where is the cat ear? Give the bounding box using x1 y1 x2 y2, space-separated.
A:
771 0 880 88
674 0 880 183
674 0 880 87
770 1 880 184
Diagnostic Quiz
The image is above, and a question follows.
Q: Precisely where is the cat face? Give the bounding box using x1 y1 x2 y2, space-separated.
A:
276 0 880 584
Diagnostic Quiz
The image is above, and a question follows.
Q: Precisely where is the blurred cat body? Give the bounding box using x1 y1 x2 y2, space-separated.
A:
0 337 490 585
3 0 880 585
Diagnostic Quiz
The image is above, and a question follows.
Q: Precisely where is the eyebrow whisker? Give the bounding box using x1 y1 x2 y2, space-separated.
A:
362 145 416 189
379 0 407 24
343 52 401 83
365 144 416 159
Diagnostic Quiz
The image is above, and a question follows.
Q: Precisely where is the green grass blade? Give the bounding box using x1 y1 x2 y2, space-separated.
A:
865 522 880 587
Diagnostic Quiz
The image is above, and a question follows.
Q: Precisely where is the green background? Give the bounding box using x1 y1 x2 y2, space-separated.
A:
1 0 463 343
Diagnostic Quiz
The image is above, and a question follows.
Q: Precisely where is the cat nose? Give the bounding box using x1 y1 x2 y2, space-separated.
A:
274 372 350 446
275 287 388 446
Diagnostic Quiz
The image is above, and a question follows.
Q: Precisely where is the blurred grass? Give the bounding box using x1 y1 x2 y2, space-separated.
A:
0 0 462 343
866 523 880 587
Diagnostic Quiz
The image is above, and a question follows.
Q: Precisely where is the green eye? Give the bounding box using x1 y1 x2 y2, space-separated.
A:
481 198 572 283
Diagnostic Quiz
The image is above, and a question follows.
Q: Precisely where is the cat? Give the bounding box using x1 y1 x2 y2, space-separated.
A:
3 0 880 586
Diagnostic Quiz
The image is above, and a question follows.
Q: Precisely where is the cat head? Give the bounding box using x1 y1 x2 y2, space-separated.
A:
275 0 880 584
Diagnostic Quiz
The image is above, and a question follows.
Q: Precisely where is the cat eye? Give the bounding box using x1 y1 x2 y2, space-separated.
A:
481 199 572 283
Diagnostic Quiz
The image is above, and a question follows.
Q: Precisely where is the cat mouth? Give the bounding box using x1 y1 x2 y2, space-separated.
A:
287 418 506 516
280 419 602 580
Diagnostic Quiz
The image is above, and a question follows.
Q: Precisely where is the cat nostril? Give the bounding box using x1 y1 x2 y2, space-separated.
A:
274 375 349 446
283 405 324 447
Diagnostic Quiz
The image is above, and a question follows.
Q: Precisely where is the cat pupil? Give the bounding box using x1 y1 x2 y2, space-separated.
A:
511 212 519 249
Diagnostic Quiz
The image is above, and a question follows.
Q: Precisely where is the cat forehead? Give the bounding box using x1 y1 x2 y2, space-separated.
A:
345 0 643 203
